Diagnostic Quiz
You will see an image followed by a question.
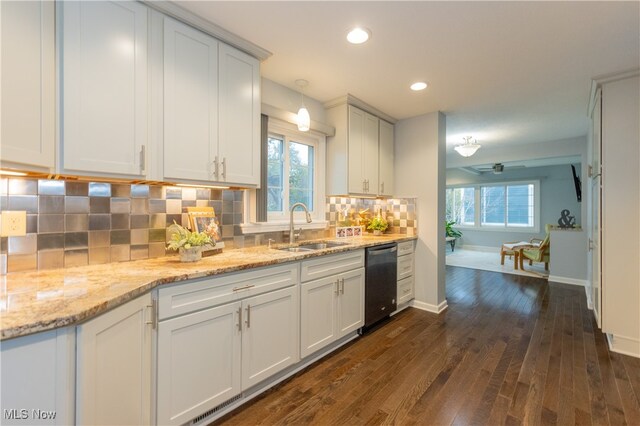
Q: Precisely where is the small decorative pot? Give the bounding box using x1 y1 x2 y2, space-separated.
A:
179 246 202 263
373 230 383 236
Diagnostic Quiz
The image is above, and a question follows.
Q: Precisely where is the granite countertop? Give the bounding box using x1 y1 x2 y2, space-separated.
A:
0 234 416 340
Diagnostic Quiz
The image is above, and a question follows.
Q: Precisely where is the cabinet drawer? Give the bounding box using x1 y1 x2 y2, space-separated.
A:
300 250 364 283
397 241 415 257
159 263 299 320
397 253 414 280
397 276 414 304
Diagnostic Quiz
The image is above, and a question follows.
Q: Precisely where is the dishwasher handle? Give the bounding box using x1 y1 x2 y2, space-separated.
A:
367 245 397 256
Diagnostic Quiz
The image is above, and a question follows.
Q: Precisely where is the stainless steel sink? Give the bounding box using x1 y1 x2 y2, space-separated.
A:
298 242 347 250
278 247 314 253
276 241 348 252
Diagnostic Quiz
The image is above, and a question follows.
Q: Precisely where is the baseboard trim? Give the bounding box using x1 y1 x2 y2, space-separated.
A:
548 275 588 287
459 245 498 253
412 299 448 314
584 285 593 310
606 333 640 358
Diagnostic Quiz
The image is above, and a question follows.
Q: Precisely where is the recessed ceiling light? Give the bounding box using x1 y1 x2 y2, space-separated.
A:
410 82 428 91
347 27 370 44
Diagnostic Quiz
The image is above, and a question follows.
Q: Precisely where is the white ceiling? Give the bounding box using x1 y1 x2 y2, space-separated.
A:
179 1 639 151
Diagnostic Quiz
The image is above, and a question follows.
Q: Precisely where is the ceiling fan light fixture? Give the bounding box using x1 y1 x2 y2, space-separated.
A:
454 136 481 157
347 27 371 44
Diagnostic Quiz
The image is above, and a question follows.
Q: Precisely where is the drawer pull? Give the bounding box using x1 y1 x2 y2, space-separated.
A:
237 307 242 331
403 288 411 294
233 284 255 292
246 305 251 328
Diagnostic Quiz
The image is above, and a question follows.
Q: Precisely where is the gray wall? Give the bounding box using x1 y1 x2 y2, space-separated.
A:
446 164 582 248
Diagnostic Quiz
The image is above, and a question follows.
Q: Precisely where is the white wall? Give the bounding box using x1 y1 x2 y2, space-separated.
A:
395 111 447 312
601 74 639 357
261 78 326 123
549 229 588 283
447 164 583 248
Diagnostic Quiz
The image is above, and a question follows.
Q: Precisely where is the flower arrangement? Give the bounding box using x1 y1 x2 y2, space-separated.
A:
367 215 388 235
166 222 213 262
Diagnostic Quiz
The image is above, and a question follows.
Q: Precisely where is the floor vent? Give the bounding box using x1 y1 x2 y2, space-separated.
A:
192 394 243 425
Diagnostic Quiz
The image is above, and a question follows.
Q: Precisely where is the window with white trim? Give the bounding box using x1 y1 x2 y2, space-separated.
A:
266 124 323 221
446 181 539 231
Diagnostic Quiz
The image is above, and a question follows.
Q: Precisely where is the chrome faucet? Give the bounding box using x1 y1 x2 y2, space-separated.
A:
289 202 312 244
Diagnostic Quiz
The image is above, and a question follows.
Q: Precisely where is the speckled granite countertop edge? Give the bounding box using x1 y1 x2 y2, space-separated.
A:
0 235 416 340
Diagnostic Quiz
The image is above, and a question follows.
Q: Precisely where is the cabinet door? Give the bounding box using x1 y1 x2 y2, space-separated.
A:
363 112 379 194
163 17 218 182
378 120 394 196
347 106 366 194
242 286 299 390
218 44 261 186
157 302 241 425
76 294 152 425
300 276 339 358
337 268 365 338
0 0 55 170
62 1 148 176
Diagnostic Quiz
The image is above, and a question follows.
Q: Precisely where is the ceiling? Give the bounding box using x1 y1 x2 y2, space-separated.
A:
460 155 582 176
179 1 639 151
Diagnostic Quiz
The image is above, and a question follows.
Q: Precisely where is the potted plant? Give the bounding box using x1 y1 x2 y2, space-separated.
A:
166 222 213 262
367 216 389 236
445 220 463 238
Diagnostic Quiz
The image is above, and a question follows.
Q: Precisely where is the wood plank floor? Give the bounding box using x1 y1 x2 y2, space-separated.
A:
214 266 640 426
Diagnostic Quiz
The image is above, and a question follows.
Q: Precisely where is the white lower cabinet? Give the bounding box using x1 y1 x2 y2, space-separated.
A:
76 294 153 425
157 302 242 425
156 264 299 425
396 241 416 308
300 256 365 359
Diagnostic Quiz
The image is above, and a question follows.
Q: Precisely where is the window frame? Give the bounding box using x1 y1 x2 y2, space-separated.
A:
446 180 540 233
266 128 319 221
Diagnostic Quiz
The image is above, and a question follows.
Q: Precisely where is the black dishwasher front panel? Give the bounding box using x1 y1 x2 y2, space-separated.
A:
364 243 398 328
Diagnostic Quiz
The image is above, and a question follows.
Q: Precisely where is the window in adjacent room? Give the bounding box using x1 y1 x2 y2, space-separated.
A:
446 181 538 231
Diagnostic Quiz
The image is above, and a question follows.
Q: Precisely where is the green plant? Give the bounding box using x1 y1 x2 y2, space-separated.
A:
166 222 212 251
445 220 462 238
367 216 389 232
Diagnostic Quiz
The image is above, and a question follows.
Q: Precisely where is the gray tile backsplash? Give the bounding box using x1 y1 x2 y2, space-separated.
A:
1 177 246 273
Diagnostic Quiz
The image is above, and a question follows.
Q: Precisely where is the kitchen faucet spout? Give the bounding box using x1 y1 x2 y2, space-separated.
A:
289 203 312 244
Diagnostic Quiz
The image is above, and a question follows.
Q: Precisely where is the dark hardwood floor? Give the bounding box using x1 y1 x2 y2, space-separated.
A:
214 266 640 425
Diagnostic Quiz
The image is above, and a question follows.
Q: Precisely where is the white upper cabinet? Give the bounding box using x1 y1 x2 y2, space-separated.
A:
163 17 219 182
378 119 395 197
218 44 261 186
326 101 395 196
162 20 260 187
61 1 148 177
0 0 55 170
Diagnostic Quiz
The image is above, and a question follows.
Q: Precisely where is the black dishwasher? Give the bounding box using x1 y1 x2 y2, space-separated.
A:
364 243 398 329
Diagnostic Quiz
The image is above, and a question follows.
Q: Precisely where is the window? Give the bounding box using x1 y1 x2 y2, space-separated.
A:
266 122 323 221
446 181 538 231
446 187 475 225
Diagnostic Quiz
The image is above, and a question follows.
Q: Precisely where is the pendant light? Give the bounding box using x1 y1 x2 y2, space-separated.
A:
454 136 481 157
295 79 310 132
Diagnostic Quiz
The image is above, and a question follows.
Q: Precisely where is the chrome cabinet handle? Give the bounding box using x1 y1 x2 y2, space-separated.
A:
140 146 146 174
213 156 219 179
381 182 384 194
363 180 366 193
335 279 340 295
233 284 255 292
340 278 345 294
145 299 157 329
222 157 227 180
237 307 242 331
246 305 251 328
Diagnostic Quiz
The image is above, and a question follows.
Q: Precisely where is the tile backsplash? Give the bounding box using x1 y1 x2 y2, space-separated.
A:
326 196 417 235
0 178 244 273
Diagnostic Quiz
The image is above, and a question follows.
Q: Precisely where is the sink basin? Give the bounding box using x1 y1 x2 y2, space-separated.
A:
298 242 347 250
278 247 314 253
276 241 348 253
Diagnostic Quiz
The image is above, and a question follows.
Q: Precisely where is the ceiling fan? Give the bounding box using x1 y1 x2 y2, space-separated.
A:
475 163 526 174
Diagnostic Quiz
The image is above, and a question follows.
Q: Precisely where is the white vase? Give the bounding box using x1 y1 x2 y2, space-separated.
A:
179 246 202 262
373 230 382 236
